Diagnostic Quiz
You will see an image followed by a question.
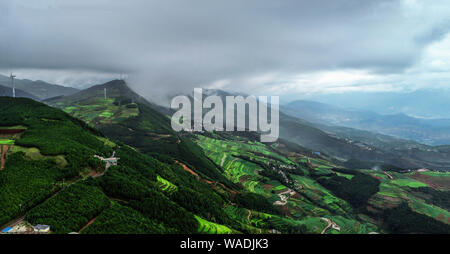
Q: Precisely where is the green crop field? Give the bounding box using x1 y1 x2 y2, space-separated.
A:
156 175 178 193
9 146 68 167
61 98 139 126
194 134 378 233
336 172 354 179
365 168 450 229
96 136 116 147
195 135 287 205
419 171 450 178
408 196 450 223
99 111 114 118
195 215 233 234
0 139 14 145
391 179 428 188
290 174 352 216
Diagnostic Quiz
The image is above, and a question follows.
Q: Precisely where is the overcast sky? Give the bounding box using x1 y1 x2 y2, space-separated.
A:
1 0 450 103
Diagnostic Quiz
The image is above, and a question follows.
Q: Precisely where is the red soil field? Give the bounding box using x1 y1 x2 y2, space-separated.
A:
411 172 450 190
0 129 24 134
1 145 9 170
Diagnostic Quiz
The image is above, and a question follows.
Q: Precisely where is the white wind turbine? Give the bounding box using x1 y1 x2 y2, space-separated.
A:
10 73 16 98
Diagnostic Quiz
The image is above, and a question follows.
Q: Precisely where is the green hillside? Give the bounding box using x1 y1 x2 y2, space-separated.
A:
0 97 235 234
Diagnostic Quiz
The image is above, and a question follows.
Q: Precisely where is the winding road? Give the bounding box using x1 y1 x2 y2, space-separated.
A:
320 217 341 234
273 188 296 206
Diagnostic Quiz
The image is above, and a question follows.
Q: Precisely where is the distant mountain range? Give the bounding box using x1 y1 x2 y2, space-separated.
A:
166 88 450 170
0 74 79 100
283 100 450 146
294 89 450 119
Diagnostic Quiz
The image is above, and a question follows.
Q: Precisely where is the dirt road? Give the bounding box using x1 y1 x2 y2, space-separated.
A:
0 145 9 170
383 171 394 180
220 154 227 167
273 188 296 206
175 160 237 197
320 217 341 234
320 218 332 234
78 217 98 233
175 160 200 180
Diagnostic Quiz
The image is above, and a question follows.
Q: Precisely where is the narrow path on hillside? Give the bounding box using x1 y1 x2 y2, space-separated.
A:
175 160 238 197
78 216 98 234
175 160 200 180
109 197 129 204
245 209 263 233
320 217 341 234
320 218 332 234
0 145 9 170
383 171 394 180
153 134 172 140
220 154 226 167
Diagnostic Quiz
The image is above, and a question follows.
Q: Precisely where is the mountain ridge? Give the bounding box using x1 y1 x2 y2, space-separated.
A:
0 74 79 100
0 84 39 100
173 88 450 170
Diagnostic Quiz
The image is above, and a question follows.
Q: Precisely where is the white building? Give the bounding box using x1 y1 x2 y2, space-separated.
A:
34 224 50 233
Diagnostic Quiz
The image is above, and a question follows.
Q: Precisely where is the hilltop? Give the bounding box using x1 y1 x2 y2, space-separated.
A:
45 80 232 185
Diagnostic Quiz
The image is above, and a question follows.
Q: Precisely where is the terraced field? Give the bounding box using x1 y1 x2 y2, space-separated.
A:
195 215 233 234
0 139 15 145
195 134 378 234
61 98 139 126
195 135 287 199
364 169 450 225
290 174 352 216
156 175 178 194
409 171 450 191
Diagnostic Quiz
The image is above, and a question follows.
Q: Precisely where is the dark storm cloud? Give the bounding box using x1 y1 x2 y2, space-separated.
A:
1 0 450 101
